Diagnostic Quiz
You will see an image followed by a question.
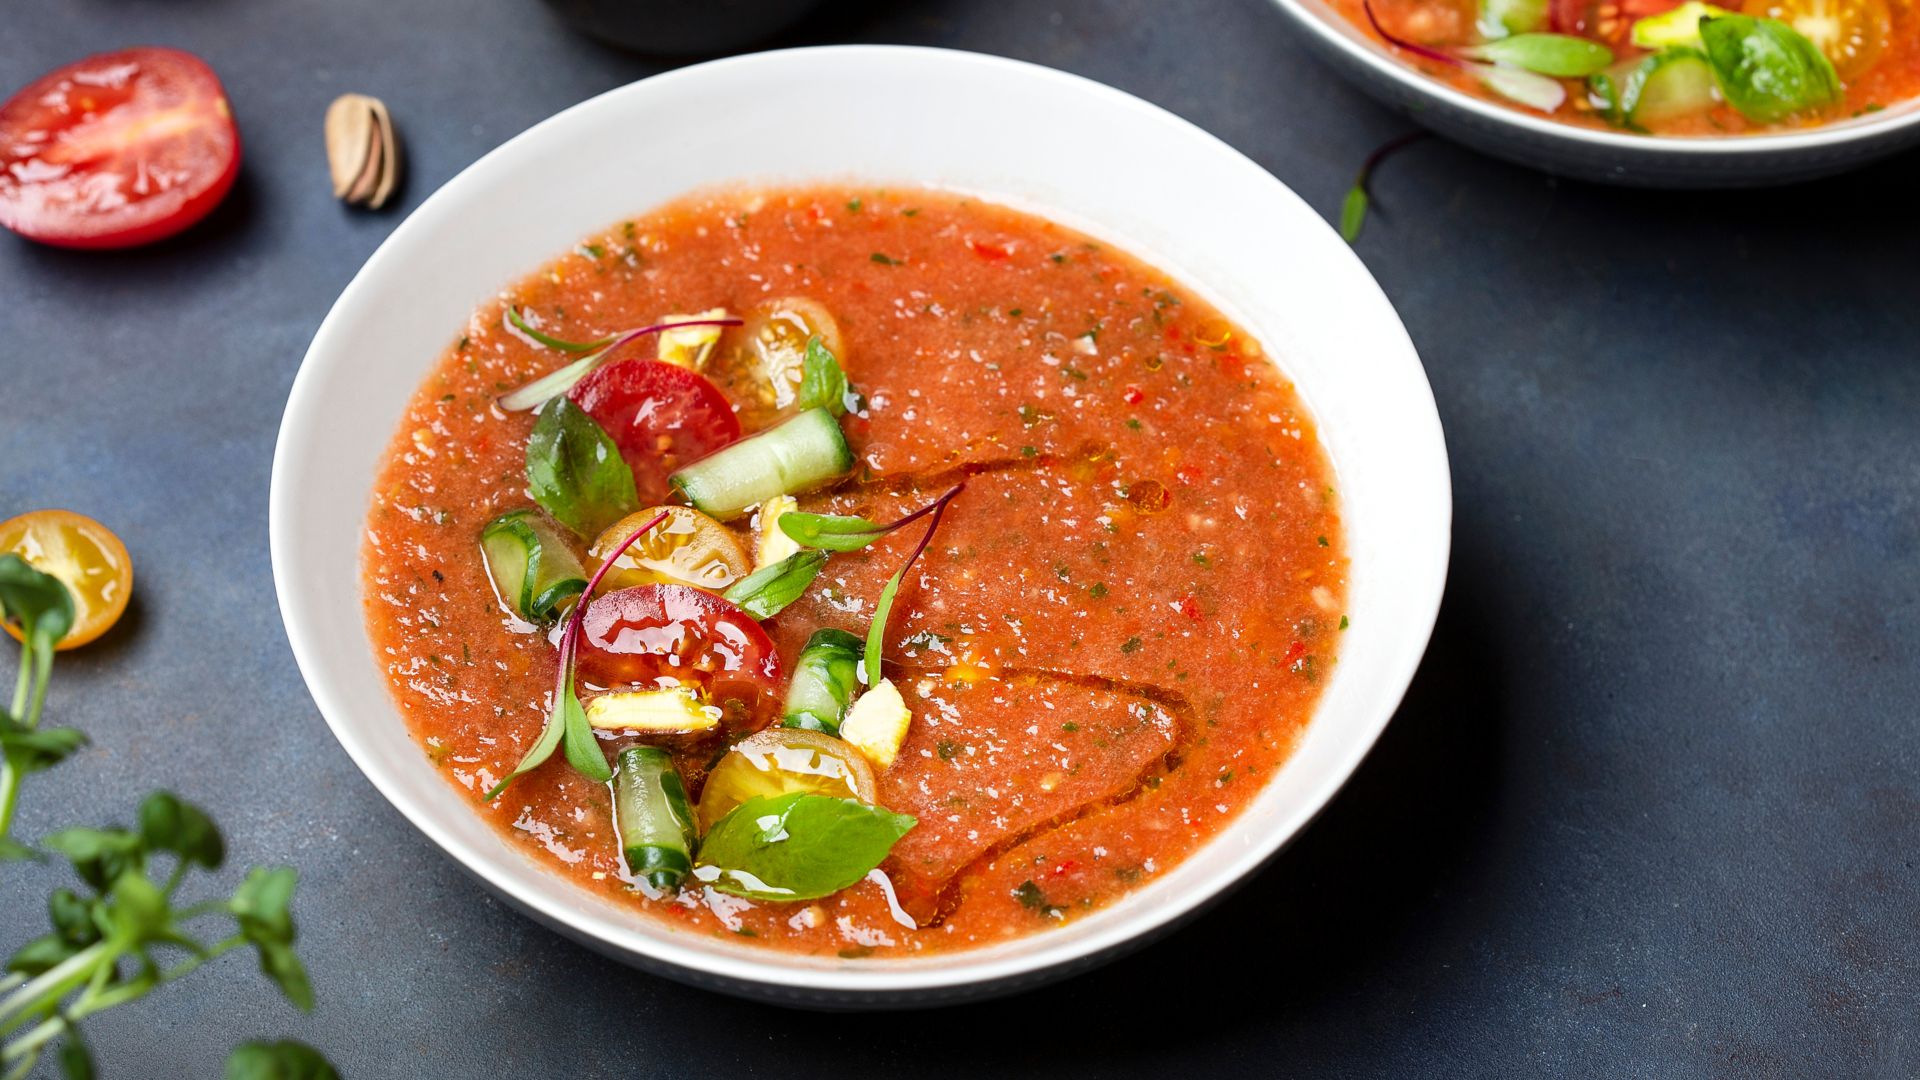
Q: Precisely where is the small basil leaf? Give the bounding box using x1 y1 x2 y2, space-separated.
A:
0 553 74 652
0 836 38 862
1464 33 1614 77
797 336 852 417
224 1040 341 1080
695 793 915 902
722 551 829 619
865 563 909 689
48 888 98 946
137 790 225 870
525 396 640 539
1699 15 1840 122
560 686 611 783
777 511 888 552
41 827 142 891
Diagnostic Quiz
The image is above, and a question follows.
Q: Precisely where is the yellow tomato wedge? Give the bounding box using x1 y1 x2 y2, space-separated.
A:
695 728 876 834
589 506 752 594
1742 0 1890 80
739 297 845 411
0 510 133 650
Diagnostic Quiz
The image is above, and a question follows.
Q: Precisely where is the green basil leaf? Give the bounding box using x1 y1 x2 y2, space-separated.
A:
224 1041 341 1080
865 562 909 689
137 790 225 870
1479 0 1549 36
0 836 38 862
41 827 142 891
560 685 611 783
525 396 639 539
797 336 852 417
485 681 569 801
1464 33 1614 76
0 553 74 652
777 511 888 552
48 888 98 946
695 793 915 901
722 551 829 619
1699 15 1840 122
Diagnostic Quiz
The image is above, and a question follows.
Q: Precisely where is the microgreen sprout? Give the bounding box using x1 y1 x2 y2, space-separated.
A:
497 310 744 411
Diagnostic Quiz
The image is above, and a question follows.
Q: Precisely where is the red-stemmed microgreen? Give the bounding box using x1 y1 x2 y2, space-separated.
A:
486 509 670 800
1361 0 1581 112
1340 130 1431 244
862 485 965 688
778 483 967 553
497 310 743 412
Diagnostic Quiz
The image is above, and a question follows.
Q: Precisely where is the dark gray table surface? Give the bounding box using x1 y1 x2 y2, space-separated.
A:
4 0 1917 1075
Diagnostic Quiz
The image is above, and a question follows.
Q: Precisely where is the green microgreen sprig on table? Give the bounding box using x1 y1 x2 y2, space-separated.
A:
497 307 744 412
486 509 670 800
0 555 336 1078
0 555 79 861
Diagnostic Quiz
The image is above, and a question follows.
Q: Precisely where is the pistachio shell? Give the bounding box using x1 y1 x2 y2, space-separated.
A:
324 93 401 209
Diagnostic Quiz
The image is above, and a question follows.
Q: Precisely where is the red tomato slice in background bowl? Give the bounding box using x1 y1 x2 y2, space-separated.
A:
0 47 242 249
567 359 741 504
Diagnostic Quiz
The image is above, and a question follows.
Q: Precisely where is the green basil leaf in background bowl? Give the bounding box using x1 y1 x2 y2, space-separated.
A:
1462 33 1615 77
525 396 639 539
1699 14 1840 122
695 793 915 902
723 550 829 619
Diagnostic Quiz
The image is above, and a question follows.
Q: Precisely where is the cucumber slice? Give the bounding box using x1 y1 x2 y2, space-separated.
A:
613 746 697 891
669 408 854 520
480 509 587 623
1626 47 1719 126
1479 0 1548 37
782 628 865 735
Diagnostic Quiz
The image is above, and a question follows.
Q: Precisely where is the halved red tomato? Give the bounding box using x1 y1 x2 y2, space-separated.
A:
575 584 781 719
567 360 741 504
0 48 241 249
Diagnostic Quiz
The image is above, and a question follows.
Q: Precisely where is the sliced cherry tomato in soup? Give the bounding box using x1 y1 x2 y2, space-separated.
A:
694 729 877 833
589 506 752 593
576 584 780 719
1742 0 1889 79
709 297 845 424
0 48 241 249
0 510 133 649
567 360 740 504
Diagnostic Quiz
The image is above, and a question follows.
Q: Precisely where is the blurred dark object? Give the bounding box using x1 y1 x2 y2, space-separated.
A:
541 0 825 54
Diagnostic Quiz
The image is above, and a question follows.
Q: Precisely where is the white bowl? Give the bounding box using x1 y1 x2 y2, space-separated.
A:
271 45 1451 1007
1267 0 1920 186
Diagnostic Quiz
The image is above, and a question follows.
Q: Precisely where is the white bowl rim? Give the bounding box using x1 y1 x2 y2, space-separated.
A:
1267 0 1920 154
271 43 1451 995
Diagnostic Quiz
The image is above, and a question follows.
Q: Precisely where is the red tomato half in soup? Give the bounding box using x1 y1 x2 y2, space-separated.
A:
575 584 781 718
567 360 741 504
0 47 242 249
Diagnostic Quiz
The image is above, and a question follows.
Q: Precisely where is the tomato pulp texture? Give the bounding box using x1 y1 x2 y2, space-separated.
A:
364 187 1348 956
1346 0 1920 133
0 47 241 248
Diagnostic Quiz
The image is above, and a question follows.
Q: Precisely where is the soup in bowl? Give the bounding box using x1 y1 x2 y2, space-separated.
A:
272 45 1450 1004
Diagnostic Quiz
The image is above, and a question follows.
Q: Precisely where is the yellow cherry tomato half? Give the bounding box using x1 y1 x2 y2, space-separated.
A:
694 728 877 834
589 506 752 594
740 297 845 411
1742 0 1890 80
0 510 133 650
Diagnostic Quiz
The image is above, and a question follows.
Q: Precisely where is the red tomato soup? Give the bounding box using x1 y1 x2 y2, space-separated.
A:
362 186 1347 956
